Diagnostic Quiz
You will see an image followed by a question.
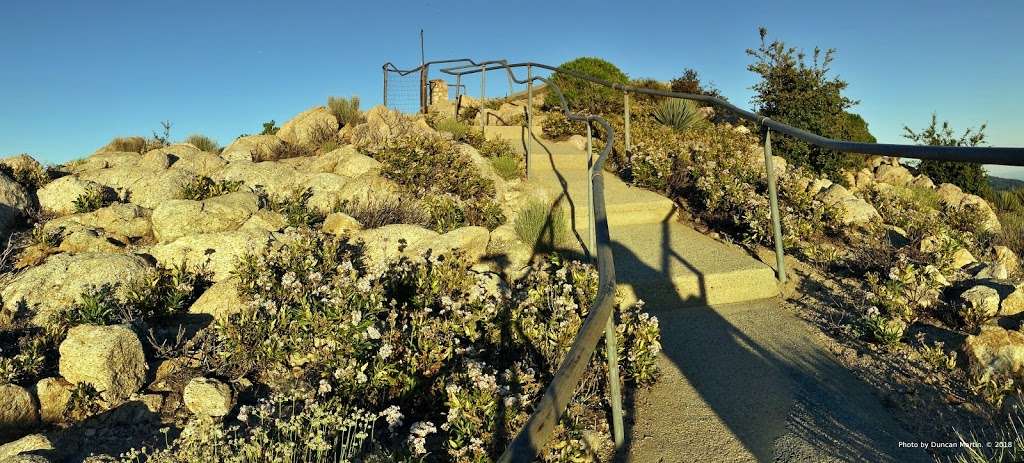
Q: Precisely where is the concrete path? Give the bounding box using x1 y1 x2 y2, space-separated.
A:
484 125 929 462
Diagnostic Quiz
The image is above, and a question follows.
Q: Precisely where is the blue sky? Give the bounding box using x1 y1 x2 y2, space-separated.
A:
2 0 1022 178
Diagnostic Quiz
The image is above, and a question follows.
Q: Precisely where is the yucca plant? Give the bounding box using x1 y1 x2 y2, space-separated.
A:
327 96 364 127
653 99 706 132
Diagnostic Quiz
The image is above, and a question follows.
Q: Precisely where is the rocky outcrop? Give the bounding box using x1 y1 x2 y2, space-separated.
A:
1001 285 1024 316
241 210 288 232
1 253 151 326
935 183 1001 233
147 229 275 281
960 285 1001 320
964 326 1024 380
212 161 302 198
0 434 52 461
0 384 39 441
43 203 152 239
183 377 233 418
349 106 434 153
874 164 914 186
303 173 350 213
78 166 195 209
276 107 338 147
357 224 439 269
36 176 108 216
69 151 141 173
59 324 147 402
815 183 879 226
151 192 259 242
221 135 284 162
407 226 490 263
0 173 32 238
995 246 1021 275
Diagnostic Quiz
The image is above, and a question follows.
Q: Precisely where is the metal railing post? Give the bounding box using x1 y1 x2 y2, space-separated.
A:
480 65 486 133
383 68 389 108
624 91 631 160
763 128 786 285
455 74 461 100
588 122 624 448
526 64 532 180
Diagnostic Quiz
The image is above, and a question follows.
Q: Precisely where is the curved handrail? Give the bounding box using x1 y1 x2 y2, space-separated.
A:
384 57 1024 463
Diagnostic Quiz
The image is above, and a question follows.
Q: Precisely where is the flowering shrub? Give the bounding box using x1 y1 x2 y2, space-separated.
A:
540 112 585 140
864 256 944 324
204 231 661 461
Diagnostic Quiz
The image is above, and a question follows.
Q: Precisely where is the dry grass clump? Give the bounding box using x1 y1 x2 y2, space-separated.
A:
183 134 219 153
514 199 570 252
337 196 429 229
327 96 365 127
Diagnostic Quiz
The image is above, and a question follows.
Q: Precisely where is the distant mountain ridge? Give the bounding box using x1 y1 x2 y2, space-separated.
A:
990 176 1024 191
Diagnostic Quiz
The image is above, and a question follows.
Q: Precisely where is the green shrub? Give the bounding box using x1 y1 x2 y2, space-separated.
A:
261 188 325 228
543 57 628 114
72 189 113 213
670 68 725 100
376 135 495 203
337 195 430 229
433 117 484 148
261 120 279 135
183 134 219 152
180 176 244 201
48 262 211 337
652 99 706 132
211 230 660 461
491 155 522 180
514 199 569 252
747 28 869 179
0 332 48 385
478 138 515 159
904 113 991 197
327 96 364 127
997 211 1024 257
267 140 312 160
540 111 585 140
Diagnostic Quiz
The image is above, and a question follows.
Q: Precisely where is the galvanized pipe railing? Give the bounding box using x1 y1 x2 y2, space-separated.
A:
385 57 1024 462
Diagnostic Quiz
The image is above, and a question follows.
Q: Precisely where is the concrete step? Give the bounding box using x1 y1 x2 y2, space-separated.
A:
525 169 678 228
604 221 780 308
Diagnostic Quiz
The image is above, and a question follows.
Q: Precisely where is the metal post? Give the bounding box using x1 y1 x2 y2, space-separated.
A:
526 65 532 180
480 65 486 133
455 74 461 100
763 129 786 284
420 65 429 114
624 92 631 161
383 68 388 108
588 122 624 448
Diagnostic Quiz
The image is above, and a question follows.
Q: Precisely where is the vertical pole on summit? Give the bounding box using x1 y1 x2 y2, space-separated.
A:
526 64 533 180
763 128 786 285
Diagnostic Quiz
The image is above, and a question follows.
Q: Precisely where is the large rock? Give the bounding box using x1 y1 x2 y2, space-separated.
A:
43 203 152 239
995 246 1021 275
183 377 233 417
960 285 1001 321
169 151 228 177
874 164 913 186
321 212 362 236
151 192 259 242
147 230 275 281
56 227 125 254
0 434 52 461
484 223 533 277
1001 285 1024 316
0 154 43 175
816 184 879 225
0 385 39 441
952 248 977 269
331 147 381 178
78 166 195 209
910 175 935 189
302 173 350 213
935 183 1001 233
357 224 438 269
33 377 73 424
221 135 284 162
407 226 490 263
35 176 108 216
212 161 301 198
276 107 339 147
59 324 146 403
0 173 32 238
68 151 141 173
1 253 152 326
964 326 1024 380
349 105 434 153
240 210 288 232
336 172 402 205
188 277 244 322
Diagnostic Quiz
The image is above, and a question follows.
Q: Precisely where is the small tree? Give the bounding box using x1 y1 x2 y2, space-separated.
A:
903 113 990 197
747 27 869 179
669 68 724 100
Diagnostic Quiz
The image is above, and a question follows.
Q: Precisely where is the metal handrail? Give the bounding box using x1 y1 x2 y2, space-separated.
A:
384 57 1024 463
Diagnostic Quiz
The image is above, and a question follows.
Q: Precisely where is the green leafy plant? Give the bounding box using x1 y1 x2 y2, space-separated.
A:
652 99 706 132
540 111 585 140
183 134 219 153
433 117 484 148
904 113 990 197
0 161 51 191
328 96 365 127
180 176 244 201
72 189 113 213
261 188 326 229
